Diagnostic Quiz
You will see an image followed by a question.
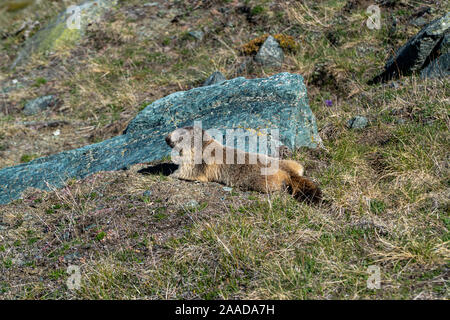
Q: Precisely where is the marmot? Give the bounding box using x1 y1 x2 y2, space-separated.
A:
165 126 322 203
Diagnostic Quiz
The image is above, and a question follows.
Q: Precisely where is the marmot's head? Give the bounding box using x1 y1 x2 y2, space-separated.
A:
165 126 215 163
165 126 213 149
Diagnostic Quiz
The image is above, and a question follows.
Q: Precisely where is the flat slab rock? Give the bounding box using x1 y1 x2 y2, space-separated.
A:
0 72 321 204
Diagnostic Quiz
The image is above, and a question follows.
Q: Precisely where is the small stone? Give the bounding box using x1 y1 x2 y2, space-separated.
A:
185 200 199 207
144 2 159 7
23 95 57 116
143 190 152 197
347 116 368 129
410 17 428 27
64 252 81 262
255 36 284 67
188 30 204 41
203 71 226 86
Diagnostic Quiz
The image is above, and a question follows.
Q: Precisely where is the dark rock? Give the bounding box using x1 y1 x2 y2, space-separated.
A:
347 116 368 129
23 95 58 115
420 32 449 79
203 71 226 86
369 12 449 84
255 35 284 67
421 52 450 79
0 73 321 205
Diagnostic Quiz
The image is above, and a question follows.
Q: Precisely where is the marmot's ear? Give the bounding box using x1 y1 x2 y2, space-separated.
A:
165 133 174 148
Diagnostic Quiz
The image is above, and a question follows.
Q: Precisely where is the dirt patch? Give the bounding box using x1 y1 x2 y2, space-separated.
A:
366 151 390 175
358 127 393 146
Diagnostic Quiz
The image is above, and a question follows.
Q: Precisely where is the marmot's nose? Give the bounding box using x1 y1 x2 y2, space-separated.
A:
165 133 174 148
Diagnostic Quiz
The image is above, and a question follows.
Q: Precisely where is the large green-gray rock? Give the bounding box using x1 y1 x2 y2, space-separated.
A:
11 0 117 68
370 12 449 83
0 72 321 204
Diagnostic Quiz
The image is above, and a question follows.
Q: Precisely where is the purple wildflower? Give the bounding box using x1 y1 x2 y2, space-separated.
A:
325 99 333 107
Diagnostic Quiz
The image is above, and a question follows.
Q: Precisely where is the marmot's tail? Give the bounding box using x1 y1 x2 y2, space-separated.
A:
287 174 322 204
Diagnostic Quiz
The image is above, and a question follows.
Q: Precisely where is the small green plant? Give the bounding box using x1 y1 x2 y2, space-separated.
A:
154 207 168 221
3 259 12 268
251 5 265 15
370 199 386 214
20 154 38 163
48 269 65 280
33 77 47 87
28 237 39 245
96 231 107 241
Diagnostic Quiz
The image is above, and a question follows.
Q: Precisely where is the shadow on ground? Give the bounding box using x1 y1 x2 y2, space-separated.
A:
138 163 178 176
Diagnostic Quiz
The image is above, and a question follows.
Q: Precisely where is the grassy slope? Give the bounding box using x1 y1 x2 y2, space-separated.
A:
0 0 449 299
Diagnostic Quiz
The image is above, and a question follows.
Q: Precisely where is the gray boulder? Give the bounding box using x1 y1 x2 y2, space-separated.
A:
0 72 321 205
203 71 226 86
255 36 284 67
347 116 368 129
23 95 58 115
370 12 449 84
188 30 204 41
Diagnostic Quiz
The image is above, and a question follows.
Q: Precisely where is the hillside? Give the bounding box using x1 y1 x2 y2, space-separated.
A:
0 0 449 299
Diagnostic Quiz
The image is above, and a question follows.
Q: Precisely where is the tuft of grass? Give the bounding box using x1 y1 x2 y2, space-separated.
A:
20 154 38 163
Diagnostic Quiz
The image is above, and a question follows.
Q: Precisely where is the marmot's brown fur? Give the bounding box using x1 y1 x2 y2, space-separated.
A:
165 126 322 203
